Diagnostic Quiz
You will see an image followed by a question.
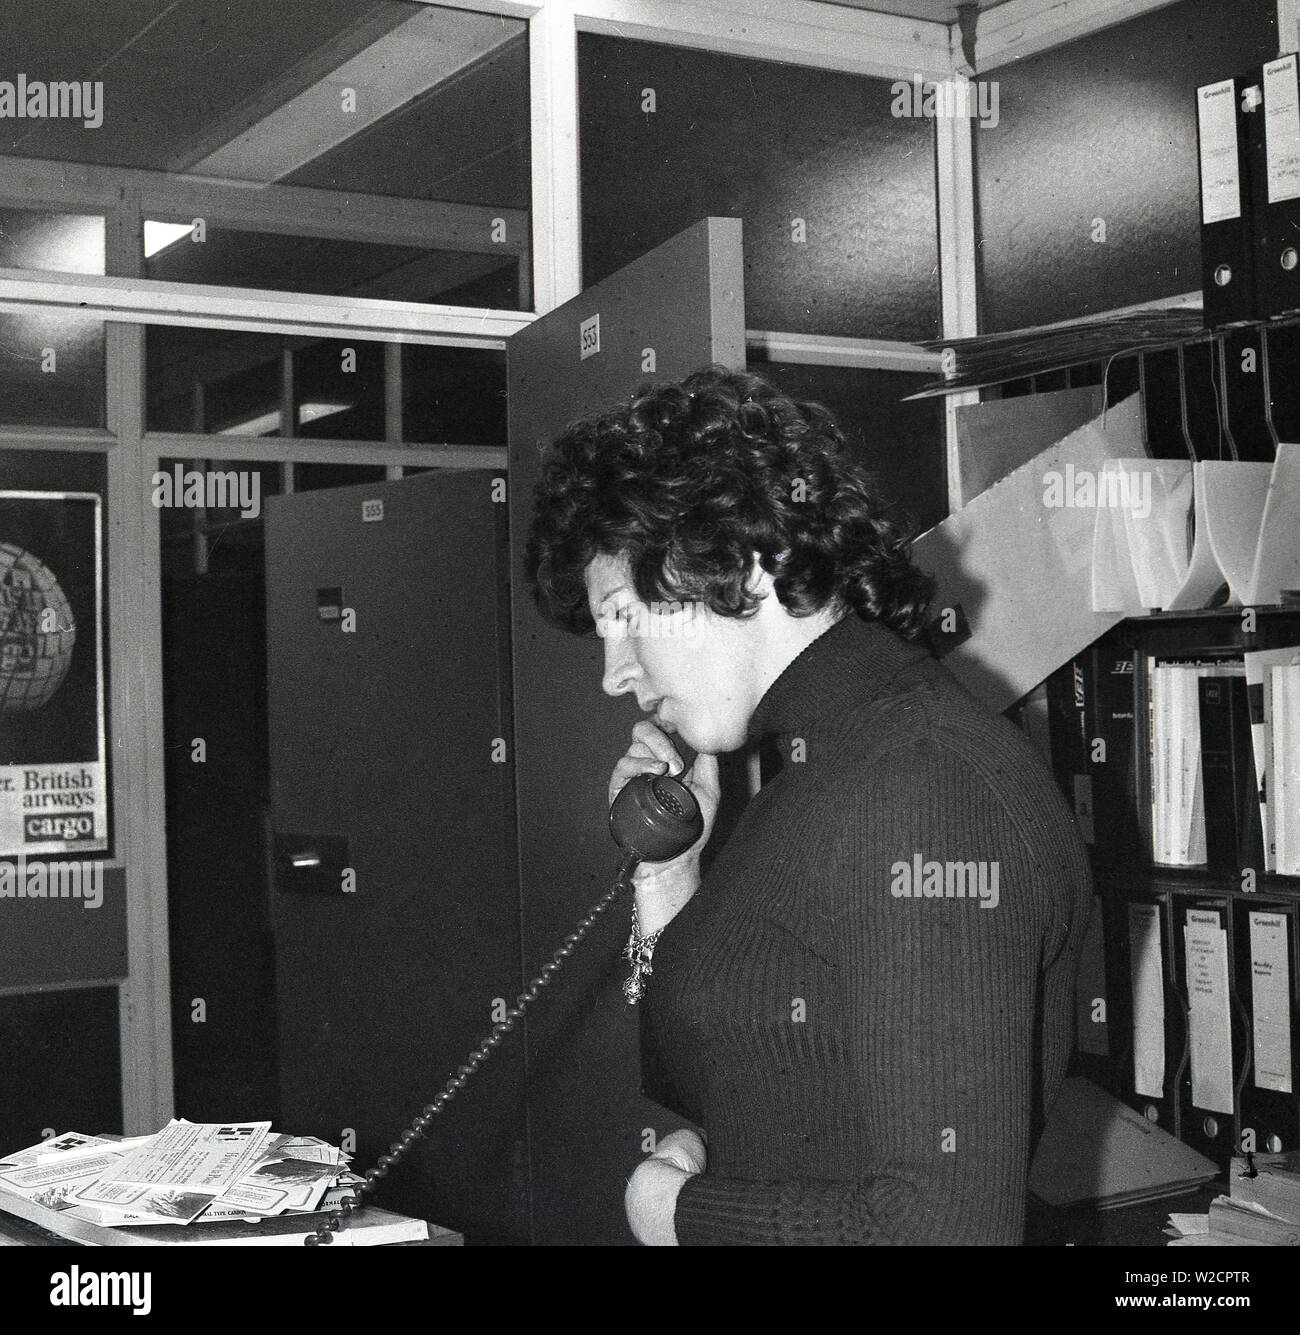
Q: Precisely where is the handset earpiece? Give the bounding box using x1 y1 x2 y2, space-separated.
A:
609 771 704 867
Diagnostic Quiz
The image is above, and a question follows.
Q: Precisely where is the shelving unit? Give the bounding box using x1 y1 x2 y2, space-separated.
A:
1046 607 1300 1168
912 291 1300 466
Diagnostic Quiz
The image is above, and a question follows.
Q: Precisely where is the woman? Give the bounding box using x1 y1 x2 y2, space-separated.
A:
525 365 1092 1245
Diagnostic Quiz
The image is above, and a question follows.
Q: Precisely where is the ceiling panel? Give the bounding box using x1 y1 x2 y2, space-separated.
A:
0 0 415 168
0 0 528 212
287 32 530 207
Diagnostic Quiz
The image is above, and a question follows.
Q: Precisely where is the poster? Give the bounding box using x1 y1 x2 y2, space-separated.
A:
0 491 107 855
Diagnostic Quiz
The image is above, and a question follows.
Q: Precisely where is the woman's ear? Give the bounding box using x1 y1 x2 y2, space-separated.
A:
745 552 779 601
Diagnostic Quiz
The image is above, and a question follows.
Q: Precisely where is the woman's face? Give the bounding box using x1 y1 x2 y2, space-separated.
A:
585 552 764 754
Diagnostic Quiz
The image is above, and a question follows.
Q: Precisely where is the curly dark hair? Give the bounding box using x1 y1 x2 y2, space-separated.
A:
525 365 934 640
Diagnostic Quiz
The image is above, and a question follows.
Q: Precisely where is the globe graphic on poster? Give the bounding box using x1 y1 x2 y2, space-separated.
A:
0 541 77 713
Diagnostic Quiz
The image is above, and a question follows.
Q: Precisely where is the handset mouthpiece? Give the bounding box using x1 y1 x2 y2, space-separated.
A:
608 771 704 865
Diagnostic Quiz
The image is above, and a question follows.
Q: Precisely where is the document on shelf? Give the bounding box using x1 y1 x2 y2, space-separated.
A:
1184 911 1235 1115
1149 661 1244 867
1176 668 1207 866
67 1179 216 1226
1274 664 1300 875
0 1126 367 1233
0 1150 132 1211
31 1135 153 1165
1264 58 1300 205
104 1120 272 1195
1029 1076 1217 1208
1197 462 1274 606
1244 646 1300 872
953 385 1102 503
1129 901 1166 1100
265 1134 343 1168
1248 443 1300 606
1249 911 1293 1094
911 395 1141 712
0 1132 110 1168
1124 462 1195 610
1198 78 1245 224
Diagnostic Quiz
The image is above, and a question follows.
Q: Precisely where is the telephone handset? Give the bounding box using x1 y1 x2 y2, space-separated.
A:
304 771 703 1244
608 770 705 867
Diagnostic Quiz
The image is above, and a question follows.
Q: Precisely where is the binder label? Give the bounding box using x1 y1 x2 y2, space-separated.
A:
1197 80 1241 224
1128 901 1165 1100
1264 55 1300 204
1249 911 1293 1093
1184 910 1234 1115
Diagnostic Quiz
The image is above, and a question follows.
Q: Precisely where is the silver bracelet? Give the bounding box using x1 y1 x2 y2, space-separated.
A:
621 903 664 1005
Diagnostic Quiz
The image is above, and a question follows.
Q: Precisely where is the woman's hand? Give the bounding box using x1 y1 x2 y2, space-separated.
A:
608 720 721 864
625 1129 707 1246
609 722 721 934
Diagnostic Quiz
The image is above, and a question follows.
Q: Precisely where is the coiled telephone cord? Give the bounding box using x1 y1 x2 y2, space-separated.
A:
303 861 634 1245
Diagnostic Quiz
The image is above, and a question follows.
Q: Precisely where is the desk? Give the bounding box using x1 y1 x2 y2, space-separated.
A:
1027 1183 1226 1246
0 1193 461 1247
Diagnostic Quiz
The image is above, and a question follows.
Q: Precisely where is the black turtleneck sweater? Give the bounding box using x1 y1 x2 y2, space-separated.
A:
641 612 1092 1245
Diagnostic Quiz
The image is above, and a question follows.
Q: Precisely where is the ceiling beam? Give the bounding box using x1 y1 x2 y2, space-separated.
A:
973 0 1185 72
572 0 955 79
186 7 522 183
0 267 532 346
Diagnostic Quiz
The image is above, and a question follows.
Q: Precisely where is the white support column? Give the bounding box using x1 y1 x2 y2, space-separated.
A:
106 188 174 1135
105 369 175 1136
109 338 175 1133
934 75 980 514
529 1 582 312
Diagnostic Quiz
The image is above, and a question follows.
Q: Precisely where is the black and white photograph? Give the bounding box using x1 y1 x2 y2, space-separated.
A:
1 0 1299 1309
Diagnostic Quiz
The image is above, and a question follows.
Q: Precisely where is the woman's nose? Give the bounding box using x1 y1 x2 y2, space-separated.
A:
601 631 639 698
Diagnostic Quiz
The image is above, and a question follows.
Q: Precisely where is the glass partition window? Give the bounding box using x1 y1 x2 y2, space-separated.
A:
0 312 105 429
0 208 104 274
146 326 507 447
142 227 525 309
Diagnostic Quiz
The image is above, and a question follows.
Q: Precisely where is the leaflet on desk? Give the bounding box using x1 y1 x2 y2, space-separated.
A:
0 1124 358 1227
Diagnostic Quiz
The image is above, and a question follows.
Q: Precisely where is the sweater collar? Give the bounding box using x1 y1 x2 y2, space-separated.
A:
745 613 931 745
